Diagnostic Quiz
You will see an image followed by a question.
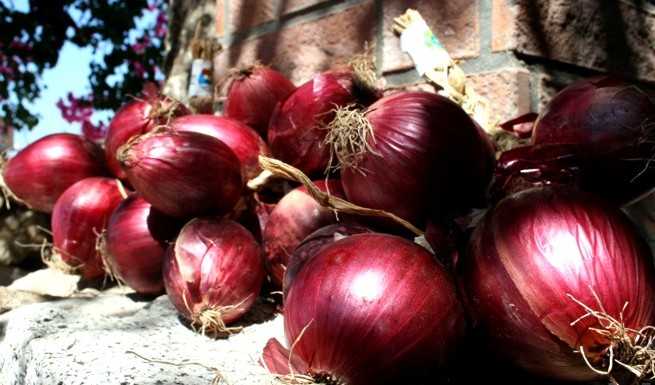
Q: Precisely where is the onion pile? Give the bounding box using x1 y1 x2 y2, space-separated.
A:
264 233 465 385
224 64 295 136
117 130 243 218
163 217 264 334
262 180 345 286
268 69 379 176
495 77 655 204
105 95 190 179
459 187 655 381
169 114 270 180
51 177 126 279
1 133 107 213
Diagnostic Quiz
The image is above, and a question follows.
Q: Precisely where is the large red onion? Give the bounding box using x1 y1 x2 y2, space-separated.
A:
118 131 242 218
267 69 379 176
105 96 190 179
262 180 344 286
459 187 655 381
495 77 655 204
224 64 295 136
51 177 126 279
169 114 270 180
333 91 495 225
263 233 465 385
163 218 264 334
282 223 372 296
103 194 181 294
2 133 107 213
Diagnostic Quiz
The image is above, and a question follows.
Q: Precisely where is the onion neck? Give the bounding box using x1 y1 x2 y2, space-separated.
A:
323 105 377 174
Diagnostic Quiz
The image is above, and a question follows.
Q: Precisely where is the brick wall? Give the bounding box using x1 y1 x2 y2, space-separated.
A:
204 0 655 122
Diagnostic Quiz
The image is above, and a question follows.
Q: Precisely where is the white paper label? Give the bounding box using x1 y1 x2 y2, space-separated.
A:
188 58 212 98
399 18 451 76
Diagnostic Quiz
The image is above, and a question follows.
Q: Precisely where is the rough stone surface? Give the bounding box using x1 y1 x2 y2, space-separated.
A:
0 293 283 385
494 0 655 81
214 1 376 85
466 68 532 123
381 0 480 74
8 268 82 298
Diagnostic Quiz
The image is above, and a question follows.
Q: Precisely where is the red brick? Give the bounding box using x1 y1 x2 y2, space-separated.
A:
215 0 225 36
466 68 532 123
229 0 279 32
491 0 515 52
381 0 480 74
493 0 655 82
215 1 376 85
281 0 328 15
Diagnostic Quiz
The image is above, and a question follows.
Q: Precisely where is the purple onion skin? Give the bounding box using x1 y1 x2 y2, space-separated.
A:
52 177 125 279
169 114 270 180
495 77 655 204
106 195 181 294
120 131 243 219
282 223 372 296
3 133 107 213
105 96 190 179
224 65 296 136
262 180 345 286
280 233 465 385
163 218 264 324
459 187 655 381
268 70 364 176
341 92 496 225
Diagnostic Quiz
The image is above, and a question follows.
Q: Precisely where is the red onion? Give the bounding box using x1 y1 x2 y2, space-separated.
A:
169 114 270 180
262 180 344 286
224 64 295 136
118 131 243 218
495 77 655 204
2 133 107 213
163 218 264 334
103 194 181 294
268 69 379 176
105 96 190 179
51 177 126 279
263 233 465 385
332 91 495 225
283 223 372 296
459 187 655 381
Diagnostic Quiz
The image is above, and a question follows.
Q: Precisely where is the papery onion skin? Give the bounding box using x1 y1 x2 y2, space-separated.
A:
282 223 372 296
169 114 270 180
495 77 655 204
105 96 190 179
119 131 243 219
341 92 495 225
52 177 125 279
262 180 344 286
163 218 264 325
459 187 655 381
224 65 295 136
3 133 107 213
105 194 181 294
279 233 465 385
268 70 377 176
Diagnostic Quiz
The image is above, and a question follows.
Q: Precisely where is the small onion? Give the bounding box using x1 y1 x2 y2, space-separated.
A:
51 177 126 279
163 217 264 334
103 194 181 294
263 233 465 385
224 64 295 136
333 91 495 225
283 223 372 296
267 69 379 176
105 96 190 179
495 77 655 204
459 187 655 381
169 114 270 180
262 180 344 286
118 131 243 218
2 133 107 213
